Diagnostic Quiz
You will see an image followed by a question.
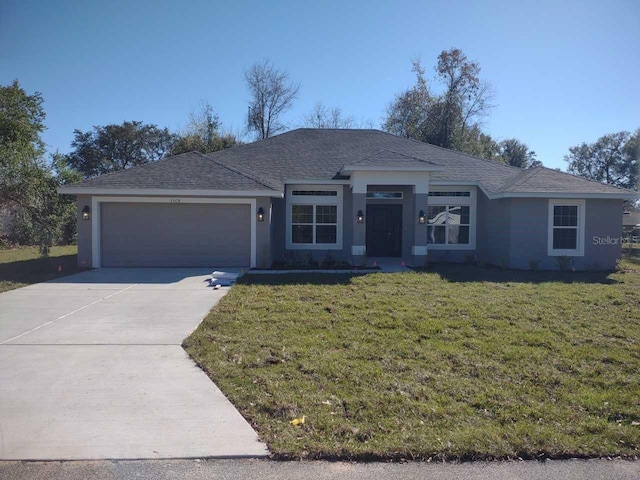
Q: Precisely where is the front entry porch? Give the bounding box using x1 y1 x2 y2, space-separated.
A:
350 183 429 266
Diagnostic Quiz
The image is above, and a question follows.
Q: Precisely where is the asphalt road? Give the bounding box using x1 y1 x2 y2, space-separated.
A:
0 458 638 480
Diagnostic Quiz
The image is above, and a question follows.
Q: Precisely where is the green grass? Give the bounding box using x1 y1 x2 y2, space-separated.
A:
0 245 83 293
184 258 640 461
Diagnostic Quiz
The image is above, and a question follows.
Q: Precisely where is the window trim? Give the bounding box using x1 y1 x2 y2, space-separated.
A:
548 199 585 257
426 186 477 250
286 185 343 250
291 204 338 245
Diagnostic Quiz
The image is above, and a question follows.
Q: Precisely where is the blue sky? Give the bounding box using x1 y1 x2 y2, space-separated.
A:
2 0 639 169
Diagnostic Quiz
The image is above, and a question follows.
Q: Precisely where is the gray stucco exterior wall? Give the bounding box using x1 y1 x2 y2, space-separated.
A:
506 198 623 270
76 195 92 268
255 196 272 268
351 192 365 264
508 198 548 269
475 190 510 267
582 199 623 270
342 186 354 261
413 192 428 265
441 193 623 271
270 197 286 264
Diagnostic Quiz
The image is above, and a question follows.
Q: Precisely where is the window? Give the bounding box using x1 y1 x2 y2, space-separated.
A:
366 191 403 199
427 205 470 245
286 185 343 250
428 191 471 197
425 187 476 250
292 190 337 196
292 205 337 244
291 205 313 243
548 199 585 256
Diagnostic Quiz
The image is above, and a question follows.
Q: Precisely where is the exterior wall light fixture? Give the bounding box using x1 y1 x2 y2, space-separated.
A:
81 205 91 220
257 207 265 222
418 210 426 224
356 210 364 224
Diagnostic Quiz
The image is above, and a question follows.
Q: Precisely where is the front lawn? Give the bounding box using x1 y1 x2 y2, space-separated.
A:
184 260 640 461
0 245 82 293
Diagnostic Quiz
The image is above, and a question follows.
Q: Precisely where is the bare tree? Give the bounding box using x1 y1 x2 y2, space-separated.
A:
303 102 354 129
171 101 240 155
186 101 222 141
245 60 299 139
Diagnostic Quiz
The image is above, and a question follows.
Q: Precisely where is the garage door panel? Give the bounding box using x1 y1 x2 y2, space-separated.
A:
101 203 251 267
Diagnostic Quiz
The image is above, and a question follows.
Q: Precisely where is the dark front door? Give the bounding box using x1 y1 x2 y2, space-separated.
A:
366 204 402 257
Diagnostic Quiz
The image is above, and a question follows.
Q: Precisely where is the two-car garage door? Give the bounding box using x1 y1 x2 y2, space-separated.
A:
100 202 252 267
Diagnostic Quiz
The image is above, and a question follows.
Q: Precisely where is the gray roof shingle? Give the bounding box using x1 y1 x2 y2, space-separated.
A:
64 151 278 192
63 129 638 198
346 149 441 169
208 129 525 193
496 166 637 195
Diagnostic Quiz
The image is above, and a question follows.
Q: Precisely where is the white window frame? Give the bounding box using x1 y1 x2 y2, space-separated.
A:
426 186 477 250
548 199 585 257
286 185 343 250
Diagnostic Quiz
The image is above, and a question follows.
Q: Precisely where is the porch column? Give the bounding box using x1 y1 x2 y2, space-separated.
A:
412 186 428 266
352 192 367 265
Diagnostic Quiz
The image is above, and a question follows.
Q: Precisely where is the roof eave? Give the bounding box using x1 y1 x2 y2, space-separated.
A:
488 192 639 200
57 187 284 198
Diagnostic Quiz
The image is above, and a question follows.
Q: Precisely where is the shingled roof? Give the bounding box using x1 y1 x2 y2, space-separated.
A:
495 166 637 196
60 151 280 193
60 129 638 199
344 149 442 169
206 129 524 194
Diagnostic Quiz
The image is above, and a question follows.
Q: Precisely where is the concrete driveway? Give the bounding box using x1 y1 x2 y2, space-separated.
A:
0 268 268 460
